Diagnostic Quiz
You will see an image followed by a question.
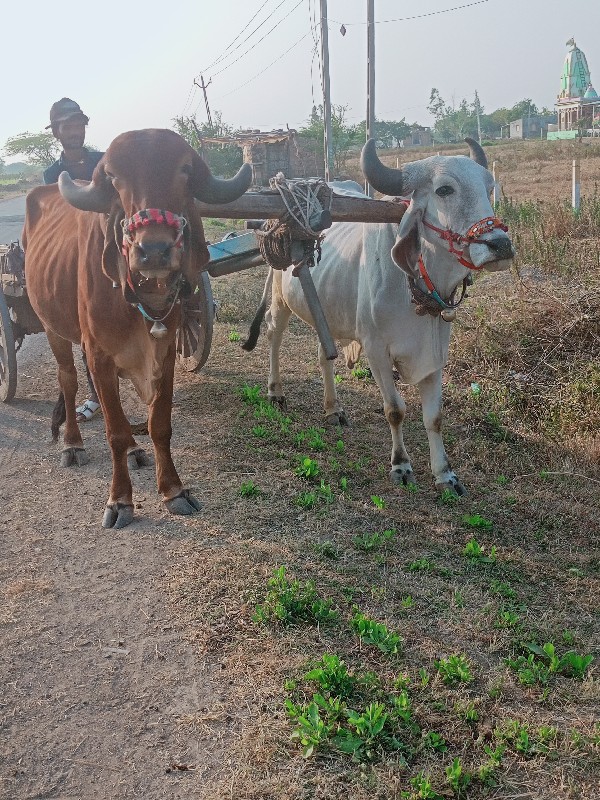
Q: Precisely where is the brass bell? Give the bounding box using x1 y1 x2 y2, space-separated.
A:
440 308 457 322
150 321 168 338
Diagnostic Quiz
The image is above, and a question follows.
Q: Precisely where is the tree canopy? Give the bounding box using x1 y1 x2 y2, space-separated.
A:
3 132 60 167
172 112 243 178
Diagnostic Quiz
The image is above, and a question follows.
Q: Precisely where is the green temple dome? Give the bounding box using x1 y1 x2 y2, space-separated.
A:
559 38 592 99
584 83 599 99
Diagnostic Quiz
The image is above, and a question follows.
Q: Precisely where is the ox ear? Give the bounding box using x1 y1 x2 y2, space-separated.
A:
182 201 211 288
390 196 425 280
101 207 136 300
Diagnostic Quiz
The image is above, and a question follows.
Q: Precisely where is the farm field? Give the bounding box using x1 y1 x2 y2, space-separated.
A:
0 139 598 799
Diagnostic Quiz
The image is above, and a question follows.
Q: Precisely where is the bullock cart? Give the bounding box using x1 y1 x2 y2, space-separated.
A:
202 178 406 359
0 181 405 403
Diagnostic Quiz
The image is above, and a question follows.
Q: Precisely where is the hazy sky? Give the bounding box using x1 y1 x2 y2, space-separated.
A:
2 0 599 160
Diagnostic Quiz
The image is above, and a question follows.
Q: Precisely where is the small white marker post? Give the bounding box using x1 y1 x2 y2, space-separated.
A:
572 159 581 212
492 161 500 208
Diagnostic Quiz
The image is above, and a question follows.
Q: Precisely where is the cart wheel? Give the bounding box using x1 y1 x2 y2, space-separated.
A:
176 272 215 372
0 288 17 402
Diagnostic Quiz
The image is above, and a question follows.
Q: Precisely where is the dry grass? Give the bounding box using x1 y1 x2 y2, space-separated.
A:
158 140 600 799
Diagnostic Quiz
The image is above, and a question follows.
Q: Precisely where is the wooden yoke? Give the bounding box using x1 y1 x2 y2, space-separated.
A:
201 188 407 362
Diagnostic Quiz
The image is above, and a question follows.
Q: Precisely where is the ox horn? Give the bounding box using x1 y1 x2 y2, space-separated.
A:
58 171 115 213
465 137 488 169
193 162 252 204
360 138 405 197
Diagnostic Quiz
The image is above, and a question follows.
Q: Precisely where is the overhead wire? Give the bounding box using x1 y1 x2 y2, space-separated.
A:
200 0 286 75
209 0 305 80
329 0 491 26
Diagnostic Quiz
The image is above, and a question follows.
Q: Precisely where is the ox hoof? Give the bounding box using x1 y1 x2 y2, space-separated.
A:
102 502 135 529
436 475 467 497
390 466 416 487
325 410 349 427
61 447 89 467
127 447 152 471
164 489 202 516
269 395 288 412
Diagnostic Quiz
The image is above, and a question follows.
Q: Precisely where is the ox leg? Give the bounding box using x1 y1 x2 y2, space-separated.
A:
89 362 136 528
418 370 465 495
365 347 415 486
319 343 349 426
46 331 88 467
148 348 201 516
265 298 292 410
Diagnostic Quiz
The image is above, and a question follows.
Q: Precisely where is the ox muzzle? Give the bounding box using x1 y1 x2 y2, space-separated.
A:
121 208 188 337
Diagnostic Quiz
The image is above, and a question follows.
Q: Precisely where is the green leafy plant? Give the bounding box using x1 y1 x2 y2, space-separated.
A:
462 514 493 530
371 495 386 509
239 383 263 404
439 488 459 505
239 480 261 498
463 538 497 563
251 424 270 438
353 528 396 552
407 558 433 572
351 612 402 655
445 757 471 795
294 491 317 509
313 541 339 560
295 456 320 481
228 330 241 342
401 771 442 800
286 698 334 758
304 654 356 699
254 566 337 626
434 654 473 685
423 730 448 752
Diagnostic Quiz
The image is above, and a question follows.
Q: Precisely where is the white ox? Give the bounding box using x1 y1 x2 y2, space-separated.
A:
243 139 514 494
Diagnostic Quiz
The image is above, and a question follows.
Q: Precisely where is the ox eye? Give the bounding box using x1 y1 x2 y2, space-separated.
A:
181 164 193 176
435 185 454 197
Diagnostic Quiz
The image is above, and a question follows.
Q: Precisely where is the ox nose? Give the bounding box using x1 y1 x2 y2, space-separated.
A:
483 235 514 261
134 241 175 269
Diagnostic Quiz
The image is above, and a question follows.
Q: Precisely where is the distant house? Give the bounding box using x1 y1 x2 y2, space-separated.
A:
400 127 433 148
199 129 323 186
508 114 557 140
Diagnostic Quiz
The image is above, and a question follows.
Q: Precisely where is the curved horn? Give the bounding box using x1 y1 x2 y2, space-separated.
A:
58 171 115 213
193 162 252 204
361 138 405 196
465 137 488 169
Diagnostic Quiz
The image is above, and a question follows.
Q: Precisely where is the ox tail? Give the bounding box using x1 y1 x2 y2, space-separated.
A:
51 391 66 442
242 268 274 352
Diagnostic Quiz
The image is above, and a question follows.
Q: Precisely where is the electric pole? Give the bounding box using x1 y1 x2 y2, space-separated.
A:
474 90 482 144
320 0 334 181
195 75 213 129
366 0 376 196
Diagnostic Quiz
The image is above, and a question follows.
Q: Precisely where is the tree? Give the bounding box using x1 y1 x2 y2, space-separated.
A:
172 112 243 178
376 119 412 148
298 104 360 173
3 132 59 167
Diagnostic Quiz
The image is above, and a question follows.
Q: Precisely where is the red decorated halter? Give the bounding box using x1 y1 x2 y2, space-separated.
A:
422 215 509 270
121 208 187 254
118 208 189 329
396 199 509 318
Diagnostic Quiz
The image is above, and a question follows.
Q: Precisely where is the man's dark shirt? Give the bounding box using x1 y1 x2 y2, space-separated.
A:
43 148 104 184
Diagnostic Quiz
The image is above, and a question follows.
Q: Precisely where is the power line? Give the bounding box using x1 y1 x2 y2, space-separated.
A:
200 0 284 75
215 29 313 100
210 0 305 80
329 0 491 26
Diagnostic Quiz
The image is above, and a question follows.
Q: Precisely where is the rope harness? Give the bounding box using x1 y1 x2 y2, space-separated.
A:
120 208 188 337
256 175 333 274
397 199 509 321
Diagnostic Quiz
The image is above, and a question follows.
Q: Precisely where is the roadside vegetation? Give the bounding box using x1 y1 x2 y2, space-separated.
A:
165 160 599 796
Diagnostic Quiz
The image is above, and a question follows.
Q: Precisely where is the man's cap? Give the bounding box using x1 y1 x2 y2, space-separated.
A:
46 98 89 129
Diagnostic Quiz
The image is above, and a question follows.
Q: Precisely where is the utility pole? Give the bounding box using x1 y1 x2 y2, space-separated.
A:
195 75 213 129
474 90 482 144
320 0 334 181
366 0 376 196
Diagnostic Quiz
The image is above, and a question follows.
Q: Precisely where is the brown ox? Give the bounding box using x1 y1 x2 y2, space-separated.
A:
23 128 251 529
